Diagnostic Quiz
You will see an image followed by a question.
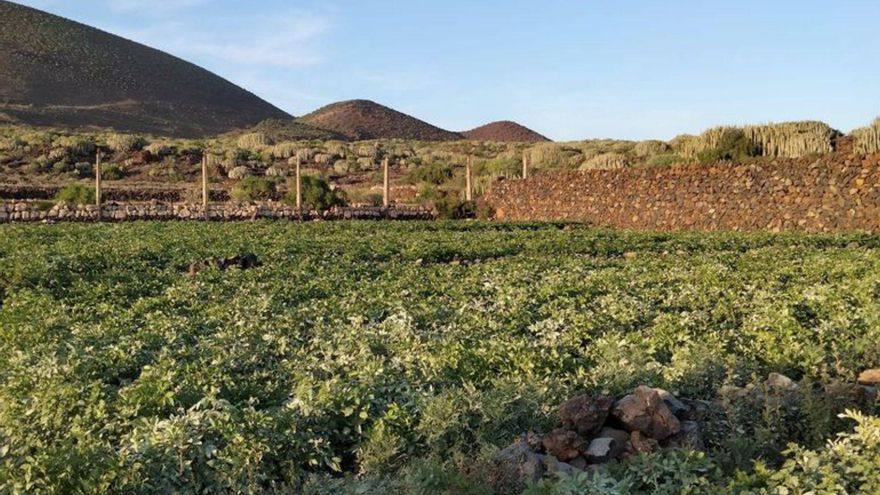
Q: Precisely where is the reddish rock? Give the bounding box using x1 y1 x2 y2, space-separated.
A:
611 386 681 440
492 442 546 490
484 154 880 233
128 150 154 165
559 394 613 437
858 368 880 385
628 431 659 455
542 428 586 462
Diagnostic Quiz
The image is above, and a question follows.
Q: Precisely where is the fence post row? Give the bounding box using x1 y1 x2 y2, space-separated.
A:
95 149 102 220
295 154 302 210
382 157 390 208
465 155 473 201
202 154 209 220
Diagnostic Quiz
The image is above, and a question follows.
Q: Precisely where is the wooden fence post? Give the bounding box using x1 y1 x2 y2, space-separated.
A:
202 154 209 220
382 157 390 208
465 155 473 201
295 154 302 210
522 153 529 179
95 149 102 220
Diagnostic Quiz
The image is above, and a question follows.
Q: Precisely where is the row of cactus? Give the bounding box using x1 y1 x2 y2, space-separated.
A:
853 118 880 154
670 127 740 158
580 152 629 170
743 121 837 158
671 122 838 159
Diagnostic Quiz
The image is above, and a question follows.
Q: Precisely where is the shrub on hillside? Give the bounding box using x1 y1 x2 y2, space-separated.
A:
580 152 628 170
237 132 272 150
54 183 94 205
101 164 125 181
144 143 176 158
696 129 757 163
283 175 346 210
106 133 146 153
633 139 671 157
230 176 276 202
434 195 476 219
646 153 685 167
406 162 453 185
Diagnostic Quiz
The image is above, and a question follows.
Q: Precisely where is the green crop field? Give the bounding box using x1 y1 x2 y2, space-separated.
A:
0 222 878 494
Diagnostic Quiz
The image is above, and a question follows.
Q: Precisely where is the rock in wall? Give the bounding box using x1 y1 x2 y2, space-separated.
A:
485 154 880 233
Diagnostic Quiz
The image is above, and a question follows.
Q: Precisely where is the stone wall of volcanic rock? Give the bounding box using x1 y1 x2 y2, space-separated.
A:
0 201 434 223
484 153 880 233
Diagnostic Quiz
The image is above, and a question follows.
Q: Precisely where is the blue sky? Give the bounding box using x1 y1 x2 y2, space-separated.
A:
16 0 880 140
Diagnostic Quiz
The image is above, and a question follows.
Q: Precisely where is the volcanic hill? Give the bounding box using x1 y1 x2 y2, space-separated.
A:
298 100 463 141
462 121 551 142
0 0 290 137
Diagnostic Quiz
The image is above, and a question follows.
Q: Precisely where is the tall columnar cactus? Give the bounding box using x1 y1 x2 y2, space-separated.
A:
743 121 837 158
671 122 837 159
670 127 740 158
579 152 628 170
852 118 880 154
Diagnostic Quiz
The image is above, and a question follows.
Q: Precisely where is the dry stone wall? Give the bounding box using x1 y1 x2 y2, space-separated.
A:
485 153 880 233
0 184 230 202
0 201 434 223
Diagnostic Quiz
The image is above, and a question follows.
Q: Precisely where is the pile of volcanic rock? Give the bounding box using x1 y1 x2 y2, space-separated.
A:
187 253 261 277
493 386 705 487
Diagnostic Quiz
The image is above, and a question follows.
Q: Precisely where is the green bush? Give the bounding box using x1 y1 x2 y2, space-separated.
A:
696 129 757 163
728 411 880 494
74 162 93 178
54 183 94 205
645 153 684 168
417 183 438 201
105 133 146 153
406 162 454 185
101 164 125 181
230 176 277 202
51 159 74 174
434 195 476 219
283 175 346 210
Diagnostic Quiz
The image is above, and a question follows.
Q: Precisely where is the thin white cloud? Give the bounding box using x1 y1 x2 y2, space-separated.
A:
106 0 213 13
114 11 331 68
351 68 439 93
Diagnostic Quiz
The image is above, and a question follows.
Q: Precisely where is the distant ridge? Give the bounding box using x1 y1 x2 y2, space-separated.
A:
462 121 551 142
0 0 290 137
298 100 463 141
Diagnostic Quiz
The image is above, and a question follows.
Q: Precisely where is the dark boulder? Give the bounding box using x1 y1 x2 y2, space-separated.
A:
559 394 613 437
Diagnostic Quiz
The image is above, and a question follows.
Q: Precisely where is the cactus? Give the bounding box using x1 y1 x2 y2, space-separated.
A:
672 122 837 159
743 121 837 158
236 132 271 150
852 118 880 154
580 152 628 170
671 127 740 158
633 140 670 157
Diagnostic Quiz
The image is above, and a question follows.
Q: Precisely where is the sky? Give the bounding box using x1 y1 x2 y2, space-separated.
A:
14 0 880 141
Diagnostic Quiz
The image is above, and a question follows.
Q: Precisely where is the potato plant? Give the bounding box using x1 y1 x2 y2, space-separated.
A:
0 222 878 494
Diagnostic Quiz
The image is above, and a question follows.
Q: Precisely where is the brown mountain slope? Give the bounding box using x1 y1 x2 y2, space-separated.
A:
462 121 551 142
0 0 290 137
298 100 462 141
227 119 348 142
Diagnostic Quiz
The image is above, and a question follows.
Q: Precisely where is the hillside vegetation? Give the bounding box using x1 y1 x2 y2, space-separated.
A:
0 0 290 137
0 116 876 209
0 222 878 493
